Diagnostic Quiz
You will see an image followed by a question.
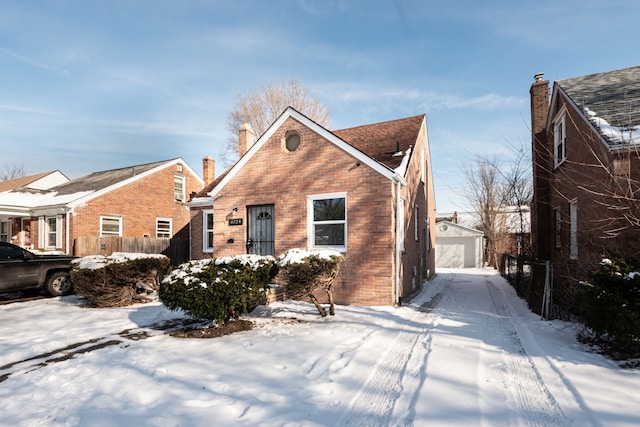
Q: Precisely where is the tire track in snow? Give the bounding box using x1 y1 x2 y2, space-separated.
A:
485 276 569 427
338 284 449 427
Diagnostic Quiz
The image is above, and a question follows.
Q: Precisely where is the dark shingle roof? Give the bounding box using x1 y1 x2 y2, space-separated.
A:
51 160 171 195
557 66 640 145
333 114 425 170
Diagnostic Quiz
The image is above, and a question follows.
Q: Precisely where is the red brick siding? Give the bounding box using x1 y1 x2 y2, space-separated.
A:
64 163 201 253
212 117 397 306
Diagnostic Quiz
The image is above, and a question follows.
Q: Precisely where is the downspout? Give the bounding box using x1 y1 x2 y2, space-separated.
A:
66 211 71 255
394 175 407 306
395 180 402 306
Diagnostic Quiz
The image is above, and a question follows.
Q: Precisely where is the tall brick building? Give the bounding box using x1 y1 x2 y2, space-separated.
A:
530 66 640 284
190 107 437 306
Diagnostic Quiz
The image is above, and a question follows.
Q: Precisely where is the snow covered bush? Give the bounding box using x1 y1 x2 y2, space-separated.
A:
277 248 344 317
71 253 170 307
159 255 278 325
580 255 640 358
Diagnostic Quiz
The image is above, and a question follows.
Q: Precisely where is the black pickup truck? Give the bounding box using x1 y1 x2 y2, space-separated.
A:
0 241 76 296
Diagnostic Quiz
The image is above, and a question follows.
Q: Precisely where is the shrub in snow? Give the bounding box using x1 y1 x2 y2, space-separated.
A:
159 255 278 325
277 248 344 317
71 253 170 307
580 254 640 358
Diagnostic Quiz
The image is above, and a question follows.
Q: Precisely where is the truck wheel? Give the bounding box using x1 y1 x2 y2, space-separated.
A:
45 272 73 296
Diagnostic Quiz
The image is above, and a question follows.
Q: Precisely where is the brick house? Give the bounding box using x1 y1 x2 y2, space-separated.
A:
190 107 437 306
0 159 203 255
530 66 640 284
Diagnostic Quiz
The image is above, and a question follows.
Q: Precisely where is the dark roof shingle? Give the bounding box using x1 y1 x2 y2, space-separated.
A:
557 66 640 145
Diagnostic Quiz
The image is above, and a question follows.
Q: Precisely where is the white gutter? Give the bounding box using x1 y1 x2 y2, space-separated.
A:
66 211 71 255
394 175 406 306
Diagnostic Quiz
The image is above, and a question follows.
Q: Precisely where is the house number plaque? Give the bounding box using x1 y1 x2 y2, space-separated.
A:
228 218 243 226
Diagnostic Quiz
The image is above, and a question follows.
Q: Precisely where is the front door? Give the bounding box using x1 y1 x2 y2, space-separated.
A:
246 204 274 256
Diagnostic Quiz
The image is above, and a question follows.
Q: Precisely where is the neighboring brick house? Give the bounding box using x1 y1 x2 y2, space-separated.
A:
0 159 203 255
190 107 437 306
530 66 640 284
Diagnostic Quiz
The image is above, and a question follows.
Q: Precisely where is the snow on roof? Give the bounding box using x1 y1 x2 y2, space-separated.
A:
585 107 640 145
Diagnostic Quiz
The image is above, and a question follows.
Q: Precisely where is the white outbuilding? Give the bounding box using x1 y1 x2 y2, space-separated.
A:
435 220 484 268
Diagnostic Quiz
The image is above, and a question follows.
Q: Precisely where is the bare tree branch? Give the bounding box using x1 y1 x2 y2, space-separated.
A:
221 79 331 167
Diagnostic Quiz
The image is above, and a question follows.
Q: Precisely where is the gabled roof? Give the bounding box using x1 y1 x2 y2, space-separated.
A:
435 220 484 237
52 160 171 196
333 114 425 170
206 108 425 199
554 66 640 146
0 171 69 192
0 158 202 212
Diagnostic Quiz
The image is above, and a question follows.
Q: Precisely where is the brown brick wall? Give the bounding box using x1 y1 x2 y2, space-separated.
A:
212 117 398 306
545 93 640 281
66 162 201 253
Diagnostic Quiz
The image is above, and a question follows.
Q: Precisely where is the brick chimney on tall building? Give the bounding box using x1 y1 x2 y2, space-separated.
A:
530 72 551 260
238 123 256 157
202 156 215 186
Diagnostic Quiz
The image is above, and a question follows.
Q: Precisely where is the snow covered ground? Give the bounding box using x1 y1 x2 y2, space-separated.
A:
1 268 638 426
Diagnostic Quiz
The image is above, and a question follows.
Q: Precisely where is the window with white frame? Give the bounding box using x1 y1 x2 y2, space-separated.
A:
553 108 567 168
570 199 578 260
398 197 405 252
203 210 213 253
156 218 172 238
38 216 62 249
308 193 346 251
100 216 122 236
0 220 9 242
414 205 419 241
47 217 57 248
174 174 186 202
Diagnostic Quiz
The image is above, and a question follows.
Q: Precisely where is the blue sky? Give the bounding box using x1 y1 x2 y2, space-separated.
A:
1 0 639 213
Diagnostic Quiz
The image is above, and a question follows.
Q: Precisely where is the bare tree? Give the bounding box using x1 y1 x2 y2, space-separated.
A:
464 147 532 267
222 79 331 167
0 163 25 181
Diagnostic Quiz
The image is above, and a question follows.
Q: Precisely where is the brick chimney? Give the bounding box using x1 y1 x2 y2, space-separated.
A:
530 73 549 137
202 156 215 186
238 123 256 157
530 72 552 261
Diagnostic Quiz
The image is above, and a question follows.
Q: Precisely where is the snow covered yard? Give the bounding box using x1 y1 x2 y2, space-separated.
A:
0 268 638 426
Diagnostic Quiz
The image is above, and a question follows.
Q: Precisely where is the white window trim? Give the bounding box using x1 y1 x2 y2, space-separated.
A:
174 174 186 202
202 210 214 253
398 197 405 252
307 192 347 252
0 220 10 242
38 215 62 249
569 199 578 260
553 106 567 168
156 217 172 238
414 205 419 241
100 215 122 237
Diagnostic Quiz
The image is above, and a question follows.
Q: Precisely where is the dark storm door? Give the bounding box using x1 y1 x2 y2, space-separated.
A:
246 204 275 256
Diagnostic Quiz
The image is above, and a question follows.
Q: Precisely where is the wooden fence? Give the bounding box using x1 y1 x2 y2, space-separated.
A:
74 236 190 266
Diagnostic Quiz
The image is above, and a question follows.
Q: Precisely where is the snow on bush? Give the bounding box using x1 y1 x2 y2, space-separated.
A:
277 248 344 317
160 255 278 325
71 253 170 307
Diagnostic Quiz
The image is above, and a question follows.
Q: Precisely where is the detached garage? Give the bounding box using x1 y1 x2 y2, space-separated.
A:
435 220 484 268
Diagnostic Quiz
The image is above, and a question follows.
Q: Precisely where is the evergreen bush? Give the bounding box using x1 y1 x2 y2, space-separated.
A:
581 255 640 358
278 248 344 316
159 255 278 325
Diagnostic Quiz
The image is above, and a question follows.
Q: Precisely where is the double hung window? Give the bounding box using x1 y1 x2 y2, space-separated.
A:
309 193 346 252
